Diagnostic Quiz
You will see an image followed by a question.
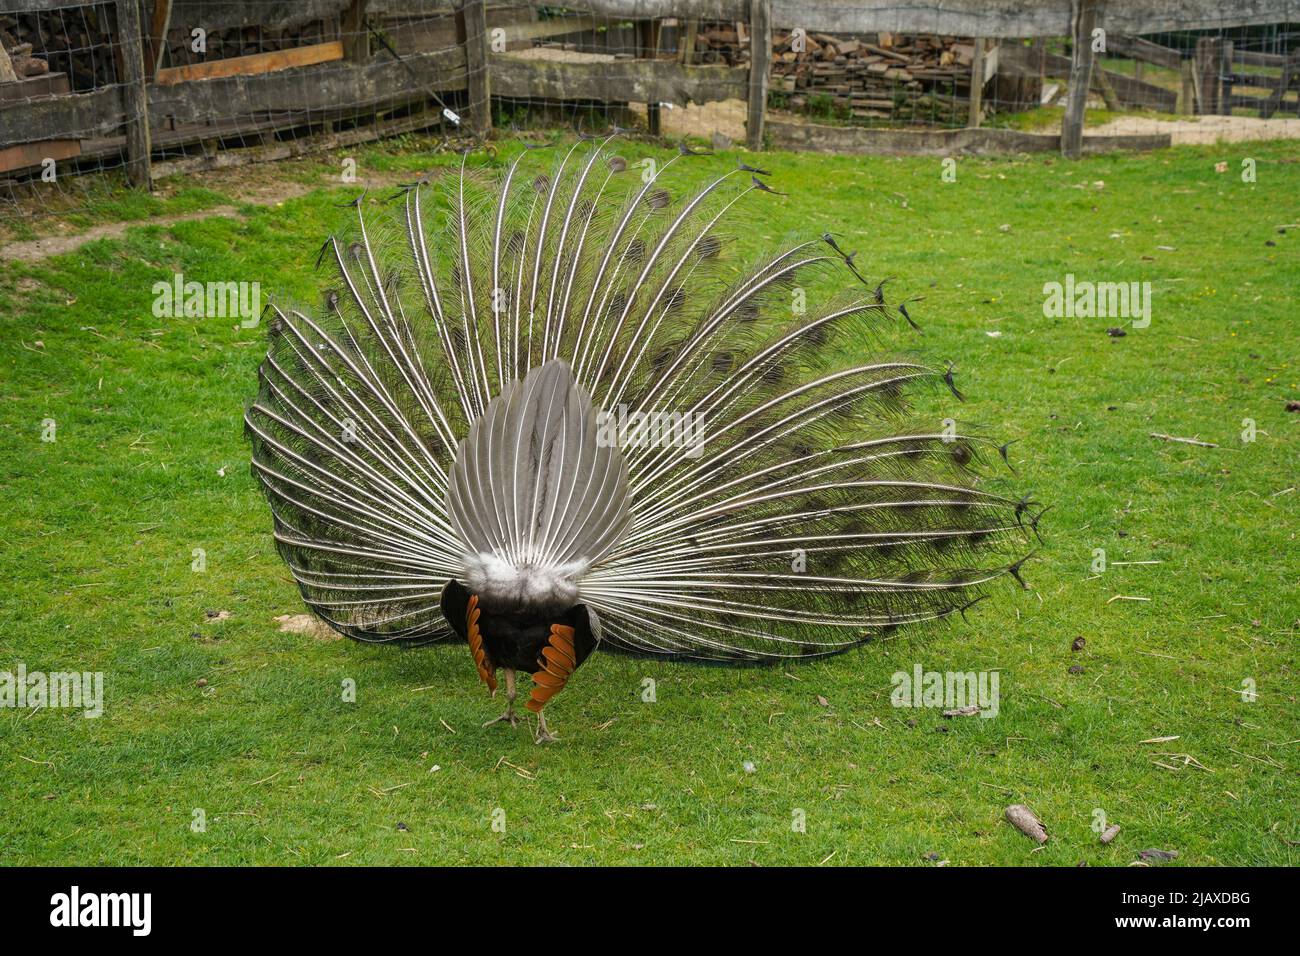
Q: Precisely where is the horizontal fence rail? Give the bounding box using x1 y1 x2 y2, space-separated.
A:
1 0 1298 210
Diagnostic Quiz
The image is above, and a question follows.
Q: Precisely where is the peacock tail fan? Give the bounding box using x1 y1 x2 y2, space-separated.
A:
244 136 1043 662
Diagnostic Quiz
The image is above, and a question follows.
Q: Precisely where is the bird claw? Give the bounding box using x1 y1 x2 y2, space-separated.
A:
534 713 558 744
482 710 518 728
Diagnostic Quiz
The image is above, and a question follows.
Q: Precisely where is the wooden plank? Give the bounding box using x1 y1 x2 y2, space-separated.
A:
491 54 747 106
1108 34 1181 71
504 15 599 44
460 0 491 134
1062 0 1103 159
1233 48 1286 68
148 108 450 180
1042 50 1177 112
747 0 770 149
1 47 466 147
145 0 173 78
117 0 152 188
767 118 1171 155
1 0 1292 37
155 41 344 86
341 0 369 63
0 138 80 175
148 45 466 119
0 87 123 145
0 72 69 105
1259 53 1298 118
767 0 1298 36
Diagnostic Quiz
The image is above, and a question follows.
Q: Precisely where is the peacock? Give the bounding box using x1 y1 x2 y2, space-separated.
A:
244 137 1041 743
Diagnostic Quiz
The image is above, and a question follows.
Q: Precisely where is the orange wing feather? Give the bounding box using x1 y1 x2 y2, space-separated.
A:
526 624 577 712
466 595 498 693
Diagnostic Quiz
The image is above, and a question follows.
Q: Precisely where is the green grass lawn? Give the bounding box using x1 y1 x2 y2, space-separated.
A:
1 135 1296 866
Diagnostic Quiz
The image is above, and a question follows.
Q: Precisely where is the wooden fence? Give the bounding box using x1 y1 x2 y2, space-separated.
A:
1 0 1296 189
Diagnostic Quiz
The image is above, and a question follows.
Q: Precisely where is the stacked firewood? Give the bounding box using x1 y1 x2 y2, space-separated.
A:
2 11 116 92
689 24 977 123
161 19 337 68
690 23 752 65
772 31 976 122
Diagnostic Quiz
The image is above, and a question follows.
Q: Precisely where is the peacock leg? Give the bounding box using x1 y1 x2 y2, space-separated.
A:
534 708 558 744
481 669 518 728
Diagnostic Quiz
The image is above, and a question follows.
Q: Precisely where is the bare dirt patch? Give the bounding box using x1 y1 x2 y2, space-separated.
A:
1088 114 1300 146
274 613 341 641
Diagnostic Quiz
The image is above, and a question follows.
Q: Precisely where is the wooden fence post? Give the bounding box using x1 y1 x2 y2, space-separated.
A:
144 0 173 78
1220 39 1233 114
461 0 491 135
1194 36 1222 114
679 19 698 65
639 19 662 136
1061 0 1103 159
341 0 369 63
747 0 770 150
969 38 985 127
117 0 152 188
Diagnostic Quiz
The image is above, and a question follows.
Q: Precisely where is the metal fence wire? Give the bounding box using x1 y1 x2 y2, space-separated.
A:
2 1 1297 218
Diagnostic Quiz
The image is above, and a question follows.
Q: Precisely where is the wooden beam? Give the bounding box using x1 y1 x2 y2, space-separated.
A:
1178 59 1195 115
155 41 344 86
460 0 491 135
969 38 985 127
0 37 18 83
1 47 467 147
144 0 173 78
341 0 369 63
1 0 1292 36
639 19 662 137
117 0 152 188
1062 0 1103 159
679 19 698 65
747 0 771 149
1194 36 1222 115
1107 34 1180 71
767 118 1171 155
0 88 122 145
1259 53 1298 118
490 55 747 107
0 138 81 174
1041 49 1177 111
503 15 599 44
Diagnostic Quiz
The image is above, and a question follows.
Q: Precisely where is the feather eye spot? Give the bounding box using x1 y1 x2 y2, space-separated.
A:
624 238 647 264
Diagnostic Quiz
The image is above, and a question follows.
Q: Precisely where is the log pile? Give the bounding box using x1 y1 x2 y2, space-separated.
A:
771 31 976 123
1 12 111 91
689 24 978 124
161 19 337 69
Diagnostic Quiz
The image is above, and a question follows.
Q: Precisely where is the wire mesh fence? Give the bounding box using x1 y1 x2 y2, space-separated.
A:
2 1 1298 221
